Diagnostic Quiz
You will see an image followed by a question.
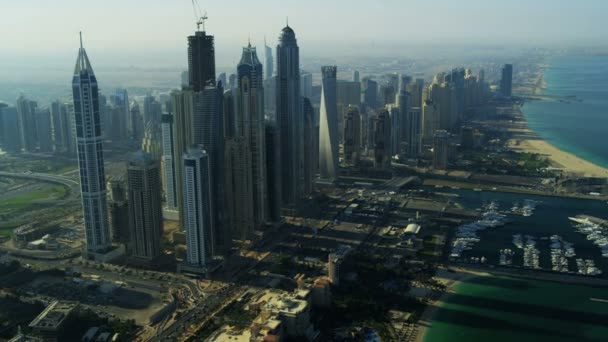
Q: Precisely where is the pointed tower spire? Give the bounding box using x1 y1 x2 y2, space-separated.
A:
74 32 95 75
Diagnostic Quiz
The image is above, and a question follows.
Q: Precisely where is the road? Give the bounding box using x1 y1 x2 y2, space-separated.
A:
0 171 79 187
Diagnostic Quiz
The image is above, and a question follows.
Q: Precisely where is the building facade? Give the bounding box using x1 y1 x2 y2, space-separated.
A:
318 66 339 180
126 151 163 261
276 25 302 213
72 35 112 255
183 148 213 267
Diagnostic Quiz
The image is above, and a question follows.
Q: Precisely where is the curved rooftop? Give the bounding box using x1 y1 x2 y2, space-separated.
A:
278 25 297 45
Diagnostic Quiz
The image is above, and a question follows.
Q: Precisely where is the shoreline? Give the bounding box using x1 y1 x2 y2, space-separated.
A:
509 62 608 178
509 103 608 178
413 268 488 342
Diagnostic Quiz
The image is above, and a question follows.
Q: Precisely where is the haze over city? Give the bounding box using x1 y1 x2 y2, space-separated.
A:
1 1 608 342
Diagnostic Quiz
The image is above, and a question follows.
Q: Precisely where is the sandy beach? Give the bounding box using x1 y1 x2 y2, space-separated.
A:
507 110 608 178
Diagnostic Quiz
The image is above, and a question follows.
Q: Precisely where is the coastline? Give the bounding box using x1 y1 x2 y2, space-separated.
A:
509 62 608 178
413 268 488 342
507 106 608 178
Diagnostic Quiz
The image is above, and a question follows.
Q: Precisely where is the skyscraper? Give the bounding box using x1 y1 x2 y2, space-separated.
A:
396 89 409 155
195 84 227 255
183 147 213 268
405 107 422 158
319 66 339 180
373 109 391 170
264 38 274 81
126 151 163 261
276 24 302 213
353 70 360 83
108 179 129 245
72 34 111 255
16 95 37 152
161 113 178 211
224 137 254 240
422 99 440 146
265 121 282 224
343 105 361 165
501 64 513 97
143 95 162 127
408 78 425 108
188 31 216 92
336 80 361 141
300 71 313 100
35 108 53 153
237 43 268 226
433 130 449 170
142 122 162 160
303 97 316 194
387 104 401 157
0 106 21 153
50 101 73 154
113 89 130 137
362 77 378 110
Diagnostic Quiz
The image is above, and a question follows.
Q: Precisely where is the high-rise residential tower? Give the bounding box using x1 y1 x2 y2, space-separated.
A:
16 95 37 152
343 105 361 165
276 24 302 213
161 113 178 211
264 38 274 81
126 151 163 261
0 106 21 153
237 43 267 226
501 64 513 97
319 66 338 180
50 101 74 154
433 130 449 170
265 121 282 224
224 137 254 240
422 99 440 146
72 34 111 255
303 97 316 194
183 147 213 268
108 179 129 245
373 109 391 170
405 107 422 158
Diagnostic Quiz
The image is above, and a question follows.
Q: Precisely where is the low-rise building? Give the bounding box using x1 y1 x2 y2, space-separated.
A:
28 301 76 341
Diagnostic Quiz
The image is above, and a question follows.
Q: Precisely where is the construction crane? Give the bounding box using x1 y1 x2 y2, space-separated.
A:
191 0 208 31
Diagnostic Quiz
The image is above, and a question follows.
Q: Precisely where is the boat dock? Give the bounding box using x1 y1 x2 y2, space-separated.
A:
577 215 608 227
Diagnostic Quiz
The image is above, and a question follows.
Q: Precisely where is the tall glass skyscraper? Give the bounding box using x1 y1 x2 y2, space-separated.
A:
72 34 111 255
161 113 178 210
183 147 213 267
319 66 339 180
237 43 267 226
501 64 513 98
276 24 302 213
264 38 273 81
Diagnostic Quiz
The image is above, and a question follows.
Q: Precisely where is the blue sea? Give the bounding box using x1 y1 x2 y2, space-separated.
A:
523 54 608 169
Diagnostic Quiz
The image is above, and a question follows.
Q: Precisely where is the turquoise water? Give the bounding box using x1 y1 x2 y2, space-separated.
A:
424 275 608 342
423 188 608 342
523 54 608 169
444 189 608 274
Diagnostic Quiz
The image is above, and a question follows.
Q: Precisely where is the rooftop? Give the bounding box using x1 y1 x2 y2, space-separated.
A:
28 301 76 331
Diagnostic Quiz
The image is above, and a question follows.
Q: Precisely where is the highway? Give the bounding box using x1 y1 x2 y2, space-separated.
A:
0 171 80 187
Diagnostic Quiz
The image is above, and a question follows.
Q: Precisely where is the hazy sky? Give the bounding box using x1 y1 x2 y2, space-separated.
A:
1 0 607 69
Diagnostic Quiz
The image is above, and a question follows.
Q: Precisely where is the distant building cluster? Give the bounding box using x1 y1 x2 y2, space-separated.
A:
0 17 515 273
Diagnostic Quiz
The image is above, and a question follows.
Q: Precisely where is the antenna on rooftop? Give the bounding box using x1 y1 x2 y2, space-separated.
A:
192 0 208 31
79 31 83 49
